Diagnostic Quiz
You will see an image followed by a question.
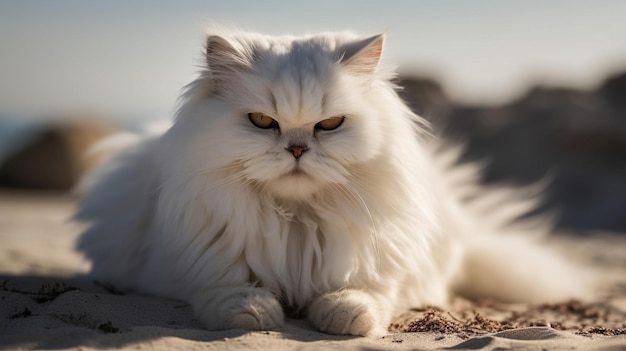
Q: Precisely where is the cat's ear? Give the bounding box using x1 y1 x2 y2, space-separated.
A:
205 35 250 79
340 34 384 75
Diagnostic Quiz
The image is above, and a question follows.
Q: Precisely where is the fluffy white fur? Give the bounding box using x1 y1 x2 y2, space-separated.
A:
75 29 591 336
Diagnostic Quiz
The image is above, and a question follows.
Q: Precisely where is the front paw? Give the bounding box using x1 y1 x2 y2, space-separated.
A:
307 290 383 336
192 286 284 331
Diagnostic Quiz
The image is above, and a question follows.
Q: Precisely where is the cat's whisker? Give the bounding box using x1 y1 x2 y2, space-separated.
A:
345 165 377 186
198 172 250 192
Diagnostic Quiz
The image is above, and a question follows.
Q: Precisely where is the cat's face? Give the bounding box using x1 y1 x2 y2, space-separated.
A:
183 32 389 200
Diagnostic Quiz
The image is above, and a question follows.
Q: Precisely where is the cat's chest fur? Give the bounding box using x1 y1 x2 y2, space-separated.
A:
238 194 377 309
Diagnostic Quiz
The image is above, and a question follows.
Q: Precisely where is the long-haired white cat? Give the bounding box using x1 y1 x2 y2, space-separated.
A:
75 29 591 336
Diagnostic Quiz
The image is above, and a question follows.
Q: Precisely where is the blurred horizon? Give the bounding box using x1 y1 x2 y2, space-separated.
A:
1 1 626 233
2 1 626 121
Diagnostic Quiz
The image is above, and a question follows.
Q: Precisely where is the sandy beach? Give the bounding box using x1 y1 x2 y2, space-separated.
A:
1 190 625 350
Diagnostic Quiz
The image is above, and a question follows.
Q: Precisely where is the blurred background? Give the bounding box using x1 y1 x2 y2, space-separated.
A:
1 0 625 233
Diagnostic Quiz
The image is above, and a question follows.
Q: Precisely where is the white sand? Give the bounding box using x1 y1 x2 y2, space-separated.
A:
1 191 625 350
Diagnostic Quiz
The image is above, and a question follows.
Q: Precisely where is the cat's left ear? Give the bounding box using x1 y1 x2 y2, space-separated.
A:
340 34 384 75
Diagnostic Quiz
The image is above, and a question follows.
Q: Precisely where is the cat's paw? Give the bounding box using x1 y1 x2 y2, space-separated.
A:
307 290 383 336
192 286 284 331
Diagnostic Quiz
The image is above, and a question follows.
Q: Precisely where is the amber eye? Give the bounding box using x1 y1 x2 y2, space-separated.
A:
315 116 345 131
248 112 278 129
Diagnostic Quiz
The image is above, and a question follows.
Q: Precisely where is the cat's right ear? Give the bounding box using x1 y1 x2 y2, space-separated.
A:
205 35 250 82
340 34 385 75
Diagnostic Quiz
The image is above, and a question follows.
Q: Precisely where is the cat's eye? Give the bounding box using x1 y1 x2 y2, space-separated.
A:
248 112 278 129
315 116 345 131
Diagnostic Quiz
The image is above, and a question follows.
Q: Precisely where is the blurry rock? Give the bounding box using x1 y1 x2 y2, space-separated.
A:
399 69 626 232
600 71 626 108
0 121 113 190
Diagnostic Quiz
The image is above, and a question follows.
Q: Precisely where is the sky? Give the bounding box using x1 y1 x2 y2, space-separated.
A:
1 0 626 122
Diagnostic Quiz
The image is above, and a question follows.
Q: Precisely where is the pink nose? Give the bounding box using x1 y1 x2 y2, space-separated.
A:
286 144 309 159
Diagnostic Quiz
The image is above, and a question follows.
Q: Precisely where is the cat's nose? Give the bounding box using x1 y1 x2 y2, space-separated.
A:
286 144 309 159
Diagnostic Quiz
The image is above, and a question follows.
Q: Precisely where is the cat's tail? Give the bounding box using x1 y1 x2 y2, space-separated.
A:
434 145 597 303
452 230 596 303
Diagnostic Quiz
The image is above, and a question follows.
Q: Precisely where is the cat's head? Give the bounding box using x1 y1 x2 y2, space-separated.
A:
175 30 404 200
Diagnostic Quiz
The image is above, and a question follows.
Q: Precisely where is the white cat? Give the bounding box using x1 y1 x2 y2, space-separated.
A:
75 29 591 336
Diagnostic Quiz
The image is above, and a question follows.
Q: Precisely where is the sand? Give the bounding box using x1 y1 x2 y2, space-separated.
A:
1 190 625 350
